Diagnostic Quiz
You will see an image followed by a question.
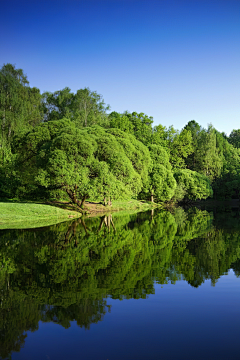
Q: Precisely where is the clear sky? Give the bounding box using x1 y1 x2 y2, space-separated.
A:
1 0 239 134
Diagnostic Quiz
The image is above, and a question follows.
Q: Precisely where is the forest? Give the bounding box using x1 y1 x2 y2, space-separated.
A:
1 63 240 209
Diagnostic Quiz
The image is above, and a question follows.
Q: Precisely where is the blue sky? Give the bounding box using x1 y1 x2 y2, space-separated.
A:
1 0 239 134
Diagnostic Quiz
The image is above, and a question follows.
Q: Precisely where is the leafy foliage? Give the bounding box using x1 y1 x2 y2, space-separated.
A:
13 120 152 206
228 129 240 149
173 169 213 201
1 63 240 202
142 145 176 202
0 64 42 147
42 87 109 127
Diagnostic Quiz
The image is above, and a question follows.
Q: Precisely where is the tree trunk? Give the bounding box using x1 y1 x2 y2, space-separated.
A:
80 195 87 209
108 197 112 206
110 215 116 231
99 216 105 231
104 216 108 227
73 218 81 235
107 215 111 231
64 226 72 244
65 187 83 212
81 219 88 235
151 193 154 203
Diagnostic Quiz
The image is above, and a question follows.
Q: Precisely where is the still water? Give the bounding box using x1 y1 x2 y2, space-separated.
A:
1 207 240 360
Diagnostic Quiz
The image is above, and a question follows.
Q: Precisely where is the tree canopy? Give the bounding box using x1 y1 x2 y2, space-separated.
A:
13 120 152 207
2 63 240 203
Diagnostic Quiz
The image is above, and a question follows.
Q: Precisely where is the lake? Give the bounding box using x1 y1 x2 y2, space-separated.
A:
1 206 240 360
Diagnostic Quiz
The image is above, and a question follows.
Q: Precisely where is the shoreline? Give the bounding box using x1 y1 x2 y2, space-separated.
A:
0 200 160 230
2 198 238 230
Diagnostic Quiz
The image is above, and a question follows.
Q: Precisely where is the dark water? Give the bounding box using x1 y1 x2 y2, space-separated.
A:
1 207 240 360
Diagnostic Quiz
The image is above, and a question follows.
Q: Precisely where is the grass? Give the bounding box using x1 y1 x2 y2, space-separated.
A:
84 199 161 213
0 202 81 229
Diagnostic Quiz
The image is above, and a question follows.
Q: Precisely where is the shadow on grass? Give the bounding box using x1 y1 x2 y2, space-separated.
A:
0 197 82 212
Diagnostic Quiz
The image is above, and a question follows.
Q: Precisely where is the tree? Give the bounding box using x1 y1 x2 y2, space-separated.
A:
184 120 202 169
166 127 193 169
42 87 110 127
150 164 177 202
184 124 223 181
41 87 74 122
0 63 42 147
13 121 152 207
196 127 223 180
73 88 110 127
152 124 193 169
228 129 240 149
0 64 43 198
173 169 213 201
152 123 169 148
212 132 240 199
107 111 153 146
108 111 134 133
106 128 152 188
141 144 176 202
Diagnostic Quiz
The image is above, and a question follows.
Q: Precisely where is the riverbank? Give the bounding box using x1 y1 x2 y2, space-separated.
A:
0 200 159 229
46 199 160 214
0 202 81 229
84 199 160 213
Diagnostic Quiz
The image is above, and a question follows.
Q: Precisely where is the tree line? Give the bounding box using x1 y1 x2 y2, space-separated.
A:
1 63 240 206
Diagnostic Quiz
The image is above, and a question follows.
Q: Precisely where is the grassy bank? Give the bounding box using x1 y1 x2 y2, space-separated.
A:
0 202 81 229
84 199 160 213
0 200 160 229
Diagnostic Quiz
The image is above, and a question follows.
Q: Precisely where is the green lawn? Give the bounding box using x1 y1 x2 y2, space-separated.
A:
110 199 159 211
0 202 81 229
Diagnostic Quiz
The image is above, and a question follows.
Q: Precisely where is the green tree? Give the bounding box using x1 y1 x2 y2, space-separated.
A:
0 64 43 198
173 169 213 201
106 128 152 189
13 121 151 206
228 129 240 149
212 132 240 199
41 87 74 121
108 111 134 133
107 111 153 145
152 123 169 148
0 63 42 148
184 120 202 169
142 144 176 202
152 124 193 169
73 88 110 127
42 87 110 127
184 124 223 181
166 127 193 169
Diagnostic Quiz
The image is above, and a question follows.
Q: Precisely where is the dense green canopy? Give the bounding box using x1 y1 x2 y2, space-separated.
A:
142 145 176 202
12 120 152 207
174 169 213 201
2 63 240 202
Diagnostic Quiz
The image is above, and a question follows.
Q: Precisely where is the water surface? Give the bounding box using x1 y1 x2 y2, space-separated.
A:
1 207 240 359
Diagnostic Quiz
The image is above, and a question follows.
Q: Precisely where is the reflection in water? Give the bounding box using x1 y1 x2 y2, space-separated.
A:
0 207 240 359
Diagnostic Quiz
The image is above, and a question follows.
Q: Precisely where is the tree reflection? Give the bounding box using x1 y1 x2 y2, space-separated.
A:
1 207 240 358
